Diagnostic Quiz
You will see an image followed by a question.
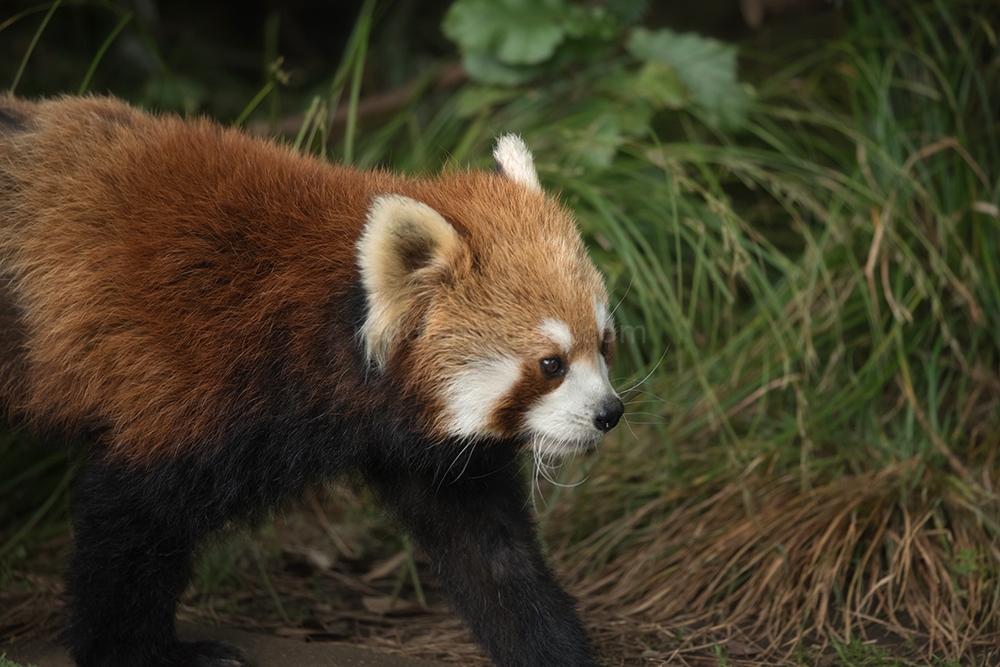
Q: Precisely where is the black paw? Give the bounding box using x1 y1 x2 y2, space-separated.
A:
175 641 251 667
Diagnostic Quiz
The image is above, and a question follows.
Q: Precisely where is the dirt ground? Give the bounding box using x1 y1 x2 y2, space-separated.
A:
3 623 448 667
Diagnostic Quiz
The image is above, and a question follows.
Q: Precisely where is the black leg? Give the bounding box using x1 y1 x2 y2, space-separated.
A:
65 462 249 667
364 455 596 667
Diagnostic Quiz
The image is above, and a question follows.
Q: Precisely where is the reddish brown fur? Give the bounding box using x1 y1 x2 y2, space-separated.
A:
0 96 615 667
0 95 605 463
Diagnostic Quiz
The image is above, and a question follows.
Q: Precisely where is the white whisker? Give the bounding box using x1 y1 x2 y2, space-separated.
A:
609 273 635 318
617 346 670 396
621 389 669 403
440 438 476 485
622 415 639 440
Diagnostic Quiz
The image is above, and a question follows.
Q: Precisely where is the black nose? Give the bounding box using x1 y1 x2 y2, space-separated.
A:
593 396 624 433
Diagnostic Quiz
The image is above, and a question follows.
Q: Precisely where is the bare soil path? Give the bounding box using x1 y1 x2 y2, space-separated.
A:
3 622 446 667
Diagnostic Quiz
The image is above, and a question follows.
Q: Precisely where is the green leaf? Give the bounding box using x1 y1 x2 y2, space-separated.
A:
560 97 624 168
614 99 654 137
563 5 618 41
460 50 544 86
631 61 687 109
598 61 686 111
705 80 751 129
626 27 747 126
443 0 568 66
604 0 649 27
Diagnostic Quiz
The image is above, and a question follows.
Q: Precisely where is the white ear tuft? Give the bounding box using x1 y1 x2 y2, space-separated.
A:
357 194 461 368
493 134 541 192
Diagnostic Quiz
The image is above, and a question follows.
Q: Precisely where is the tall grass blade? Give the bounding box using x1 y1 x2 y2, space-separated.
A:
292 95 322 152
324 0 378 160
78 12 133 95
9 0 62 93
232 82 274 128
342 2 374 164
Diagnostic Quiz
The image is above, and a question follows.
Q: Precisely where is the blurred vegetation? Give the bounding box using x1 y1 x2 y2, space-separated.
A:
2 0 1000 663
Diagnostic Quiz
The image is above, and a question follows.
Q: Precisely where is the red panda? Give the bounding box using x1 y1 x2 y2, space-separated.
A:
0 95 623 667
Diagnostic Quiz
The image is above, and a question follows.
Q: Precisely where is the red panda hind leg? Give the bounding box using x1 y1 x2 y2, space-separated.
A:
66 461 250 667
63 411 354 667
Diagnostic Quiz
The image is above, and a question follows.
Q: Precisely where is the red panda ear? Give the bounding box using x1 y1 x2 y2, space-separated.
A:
493 135 541 192
356 194 462 368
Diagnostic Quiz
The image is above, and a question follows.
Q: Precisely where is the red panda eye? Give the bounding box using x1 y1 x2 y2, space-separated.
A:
600 330 615 361
540 357 565 378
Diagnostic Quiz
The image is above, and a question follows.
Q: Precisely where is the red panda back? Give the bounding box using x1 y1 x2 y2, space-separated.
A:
0 96 389 461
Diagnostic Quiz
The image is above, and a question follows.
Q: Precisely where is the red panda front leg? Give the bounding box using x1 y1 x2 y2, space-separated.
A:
65 461 249 667
364 451 596 667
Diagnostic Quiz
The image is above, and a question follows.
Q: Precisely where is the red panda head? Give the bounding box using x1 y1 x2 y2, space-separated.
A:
356 136 623 458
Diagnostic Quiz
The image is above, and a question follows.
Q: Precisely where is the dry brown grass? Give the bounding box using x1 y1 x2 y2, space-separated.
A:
552 460 1000 664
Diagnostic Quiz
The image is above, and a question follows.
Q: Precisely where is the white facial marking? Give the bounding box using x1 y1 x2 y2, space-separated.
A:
493 135 542 192
538 318 573 354
442 355 521 438
525 356 618 459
